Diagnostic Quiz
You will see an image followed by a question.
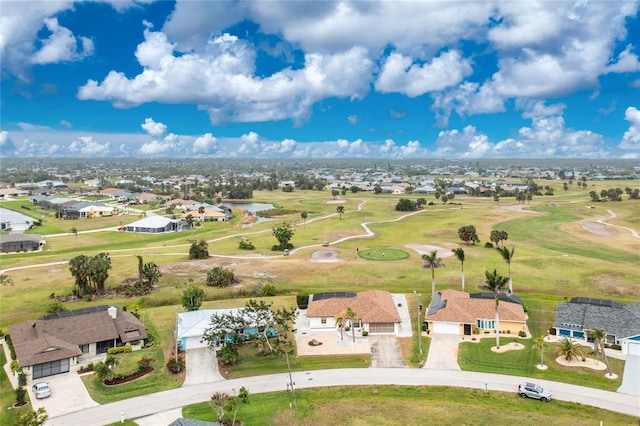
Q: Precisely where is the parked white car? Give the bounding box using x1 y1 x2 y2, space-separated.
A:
518 382 551 402
32 382 51 399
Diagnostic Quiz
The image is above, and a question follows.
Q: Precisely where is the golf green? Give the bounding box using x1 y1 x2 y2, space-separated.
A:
357 248 409 261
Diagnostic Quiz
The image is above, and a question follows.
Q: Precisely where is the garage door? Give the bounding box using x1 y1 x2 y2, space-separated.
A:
186 335 208 350
369 323 395 333
33 359 70 379
433 322 459 335
629 342 640 356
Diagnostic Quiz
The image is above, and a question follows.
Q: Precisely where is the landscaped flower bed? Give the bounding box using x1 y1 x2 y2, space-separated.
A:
104 367 154 386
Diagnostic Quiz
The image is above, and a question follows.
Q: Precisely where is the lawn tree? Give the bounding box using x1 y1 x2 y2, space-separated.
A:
95 355 119 382
0 274 15 286
555 337 583 361
181 286 205 311
421 250 445 295
587 328 613 377
230 387 249 425
71 226 78 247
489 230 508 247
69 255 91 296
185 214 194 229
198 205 205 221
331 189 339 199
189 239 209 259
272 222 295 251
534 335 546 368
16 407 48 426
497 245 515 294
142 261 162 287
89 252 111 295
136 255 144 286
458 225 480 245
395 198 417 211
336 306 358 343
336 205 344 219
480 269 510 349
451 247 465 292
243 299 297 352
206 266 236 287
301 211 308 228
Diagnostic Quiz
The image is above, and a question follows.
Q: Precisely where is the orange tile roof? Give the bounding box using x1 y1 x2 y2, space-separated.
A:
426 290 525 324
307 290 401 323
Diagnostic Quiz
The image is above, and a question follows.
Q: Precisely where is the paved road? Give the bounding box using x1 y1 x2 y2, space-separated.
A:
46 368 640 425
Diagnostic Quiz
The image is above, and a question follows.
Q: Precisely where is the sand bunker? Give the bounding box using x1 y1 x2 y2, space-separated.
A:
309 249 343 263
326 200 346 204
405 244 455 259
500 204 545 215
580 222 613 236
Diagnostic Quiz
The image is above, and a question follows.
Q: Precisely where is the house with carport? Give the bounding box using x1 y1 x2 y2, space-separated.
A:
306 290 402 335
425 290 527 336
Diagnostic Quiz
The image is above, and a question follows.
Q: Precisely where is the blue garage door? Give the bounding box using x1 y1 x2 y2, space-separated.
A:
558 329 570 336
572 331 585 338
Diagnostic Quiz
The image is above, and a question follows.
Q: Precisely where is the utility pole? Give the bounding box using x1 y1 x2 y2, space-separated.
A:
284 351 297 411
414 291 422 354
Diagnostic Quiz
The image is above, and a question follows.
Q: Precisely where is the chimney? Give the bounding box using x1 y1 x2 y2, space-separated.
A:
108 306 117 319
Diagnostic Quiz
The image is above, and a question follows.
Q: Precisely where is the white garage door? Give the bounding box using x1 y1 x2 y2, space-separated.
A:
433 322 459 335
186 335 208 349
629 341 640 356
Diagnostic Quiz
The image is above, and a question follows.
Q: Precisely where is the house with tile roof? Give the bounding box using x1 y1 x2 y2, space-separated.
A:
306 290 402 335
425 289 527 336
8 305 147 381
552 297 640 354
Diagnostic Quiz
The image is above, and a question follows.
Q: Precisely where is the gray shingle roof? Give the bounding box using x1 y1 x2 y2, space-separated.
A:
553 299 640 339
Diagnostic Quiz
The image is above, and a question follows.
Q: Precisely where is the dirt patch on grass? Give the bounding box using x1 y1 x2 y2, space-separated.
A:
587 273 640 297
405 244 455 259
499 204 545 215
580 222 613 236
309 250 343 263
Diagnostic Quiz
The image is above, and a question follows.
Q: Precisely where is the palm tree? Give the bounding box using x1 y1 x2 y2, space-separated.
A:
587 328 613 376
335 307 358 343
301 211 308 228
498 245 515 294
534 335 546 367
451 248 465 292
336 205 344 219
198 205 205 222
421 250 445 295
480 269 509 349
555 337 583 361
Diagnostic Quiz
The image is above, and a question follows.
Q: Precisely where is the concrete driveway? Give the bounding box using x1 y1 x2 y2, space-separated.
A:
183 347 224 386
30 372 98 418
424 333 461 370
370 336 406 368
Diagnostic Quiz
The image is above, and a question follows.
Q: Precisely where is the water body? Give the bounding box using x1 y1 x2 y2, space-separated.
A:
221 202 276 227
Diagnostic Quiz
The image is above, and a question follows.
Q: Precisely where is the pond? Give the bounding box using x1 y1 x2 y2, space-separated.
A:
221 202 276 227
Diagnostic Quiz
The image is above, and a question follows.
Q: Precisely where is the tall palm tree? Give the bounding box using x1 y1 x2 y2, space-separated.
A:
533 335 546 367
301 211 308 229
480 269 509 349
587 328 612 376
498 246 515 294
336 205 344 219
198 205 205 222
421 250 445 295
335 307 358 343
451 248 465 292
555 337 583 361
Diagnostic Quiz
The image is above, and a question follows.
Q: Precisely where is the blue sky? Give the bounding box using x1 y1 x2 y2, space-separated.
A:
1 0 640 159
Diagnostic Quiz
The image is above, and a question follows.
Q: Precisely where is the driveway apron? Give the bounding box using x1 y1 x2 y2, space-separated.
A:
183 347 224 386
424 333 461 370
369 335 406 368
30 371 99 418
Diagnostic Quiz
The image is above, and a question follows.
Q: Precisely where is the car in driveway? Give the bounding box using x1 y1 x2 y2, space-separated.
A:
32 382 51 399
518 382 551 402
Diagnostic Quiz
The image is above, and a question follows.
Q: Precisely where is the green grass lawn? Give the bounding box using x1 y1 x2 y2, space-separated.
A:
458 338 624 392
182 385 639 425
0 344 32 426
